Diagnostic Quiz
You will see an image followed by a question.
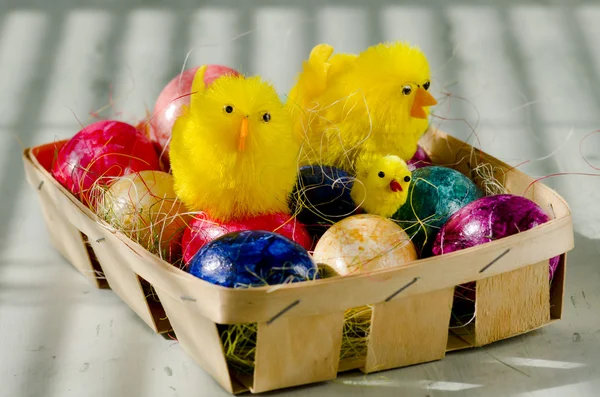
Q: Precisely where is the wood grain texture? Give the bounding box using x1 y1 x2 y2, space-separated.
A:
363 287 454 373
473 260 551 346
252 311 344 393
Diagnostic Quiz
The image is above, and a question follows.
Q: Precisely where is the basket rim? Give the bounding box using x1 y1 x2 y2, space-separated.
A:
23 128 574 288
23 128 575 324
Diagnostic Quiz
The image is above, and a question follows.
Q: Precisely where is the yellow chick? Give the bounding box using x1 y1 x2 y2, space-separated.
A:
169 66 300 221
287 42 437 173
350 155 412 218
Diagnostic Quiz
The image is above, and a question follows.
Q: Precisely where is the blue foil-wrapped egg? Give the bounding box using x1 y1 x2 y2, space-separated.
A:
392 166 483 257
290 165 357 237
188 230 319 288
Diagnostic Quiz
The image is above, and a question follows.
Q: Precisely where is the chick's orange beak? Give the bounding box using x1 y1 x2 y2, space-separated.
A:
239 117 249 152
410 87 437 119
390 179 402 192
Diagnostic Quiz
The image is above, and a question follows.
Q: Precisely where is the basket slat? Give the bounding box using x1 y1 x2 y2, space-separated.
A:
456 260 551 347
42 197 101 286
363 287 454 373
23 148 102 287
88 237 160 331
252 311 345 393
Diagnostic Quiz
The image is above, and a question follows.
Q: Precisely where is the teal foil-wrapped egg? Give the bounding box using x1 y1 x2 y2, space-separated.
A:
392 166 483 257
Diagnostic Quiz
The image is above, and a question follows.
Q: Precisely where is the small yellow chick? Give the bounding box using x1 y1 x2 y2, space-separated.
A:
169 66 300 221
288 42 437 173
350 155 412 218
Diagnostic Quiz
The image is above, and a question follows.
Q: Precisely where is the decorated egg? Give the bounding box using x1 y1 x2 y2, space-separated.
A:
407 145 433 170
51 120 161 206
313 214 417 275
290 165 358 237
98 170 188 262
432 194 560 279
188 230 319 288
181 212 313 265
392 166 483 257
150 64 241 165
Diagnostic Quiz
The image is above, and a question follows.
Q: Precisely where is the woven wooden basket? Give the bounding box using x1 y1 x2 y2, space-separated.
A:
22 128 574 394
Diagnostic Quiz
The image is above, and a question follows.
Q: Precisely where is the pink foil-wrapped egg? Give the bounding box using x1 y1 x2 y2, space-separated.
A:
51 120 161 207
150 65 241 165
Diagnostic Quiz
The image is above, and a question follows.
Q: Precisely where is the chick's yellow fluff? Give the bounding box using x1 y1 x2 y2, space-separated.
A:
288 41 436 173
351 155 412 218
170 66 300 221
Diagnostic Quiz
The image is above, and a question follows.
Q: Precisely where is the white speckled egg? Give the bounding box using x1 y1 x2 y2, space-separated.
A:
313 214 417 275
98 170 188 261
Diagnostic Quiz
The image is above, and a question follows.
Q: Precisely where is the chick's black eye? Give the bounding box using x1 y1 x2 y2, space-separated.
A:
378 171 385 178
423 81 431 91
402 85 412 96
262 112 271 122
404 175 411 182
224 105 234 114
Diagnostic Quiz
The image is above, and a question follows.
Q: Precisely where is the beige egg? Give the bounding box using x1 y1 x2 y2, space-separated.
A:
313 214 417 275
98 170 189 261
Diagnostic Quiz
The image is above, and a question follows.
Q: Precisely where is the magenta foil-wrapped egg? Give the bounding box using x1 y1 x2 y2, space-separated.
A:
407 145 432 170
432 194 560 279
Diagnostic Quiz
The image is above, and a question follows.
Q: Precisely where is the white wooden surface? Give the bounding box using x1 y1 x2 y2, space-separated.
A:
1 1 600 396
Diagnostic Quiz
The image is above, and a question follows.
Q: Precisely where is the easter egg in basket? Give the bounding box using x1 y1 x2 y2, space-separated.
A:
432 194 560 279
290 165 358 237
407 145 433 170
313 214 417 275
181 212 312 265
150 64 241 165
392 166 483 257
51 120 161 206
98 170 188 262
188 230 318 288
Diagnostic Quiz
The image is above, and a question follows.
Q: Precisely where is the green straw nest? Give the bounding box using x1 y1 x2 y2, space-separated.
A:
219 306 374 375
219 323 258 375
340 306 373 361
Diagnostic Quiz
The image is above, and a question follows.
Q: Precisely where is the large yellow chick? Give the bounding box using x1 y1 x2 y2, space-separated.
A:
170 66 300 221
350 155 412 218
288 42 437 173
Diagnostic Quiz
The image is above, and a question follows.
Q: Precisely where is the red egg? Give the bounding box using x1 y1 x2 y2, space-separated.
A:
51 120 161 207
181 212 313 265
150 65 241 165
